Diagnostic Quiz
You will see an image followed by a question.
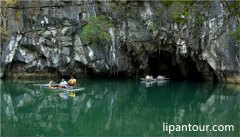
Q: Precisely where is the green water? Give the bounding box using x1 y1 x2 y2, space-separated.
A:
1 79 239 137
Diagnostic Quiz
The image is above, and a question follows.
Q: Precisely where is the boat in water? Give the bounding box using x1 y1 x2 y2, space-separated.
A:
140 76 169 87
140 77 169 82
34 83 85 99
35 84 84 91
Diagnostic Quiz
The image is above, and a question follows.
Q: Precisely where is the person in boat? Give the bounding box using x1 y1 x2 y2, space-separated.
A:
146 74 153 81
146 75 150 80
59 79 68 88
68 76 76 86
157 75 166 80
48 80 54 88
48 79 58 89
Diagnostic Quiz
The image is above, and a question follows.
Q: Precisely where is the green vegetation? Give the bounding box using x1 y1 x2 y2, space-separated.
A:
162 0 174 7
226 1 240 45
229 25 240 45
165 1 195 24
1 0 19 7
0 0 21 42
80 15 113 45
0 27 9 42
228 1 240 16
109 1 140 20
15 10 23 19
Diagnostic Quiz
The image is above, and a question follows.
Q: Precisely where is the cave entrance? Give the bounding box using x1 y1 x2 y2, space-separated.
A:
148 51 205 81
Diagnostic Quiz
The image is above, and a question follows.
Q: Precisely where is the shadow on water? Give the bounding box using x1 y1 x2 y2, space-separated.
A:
1 79 239 137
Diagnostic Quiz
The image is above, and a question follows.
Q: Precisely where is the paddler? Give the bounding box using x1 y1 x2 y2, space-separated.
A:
59 79 68 88
68 76 76 86
48 79 58 89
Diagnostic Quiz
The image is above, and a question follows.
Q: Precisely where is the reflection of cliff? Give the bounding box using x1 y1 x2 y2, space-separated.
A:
201 94 239 121
1 80 239 136
200 84 240 123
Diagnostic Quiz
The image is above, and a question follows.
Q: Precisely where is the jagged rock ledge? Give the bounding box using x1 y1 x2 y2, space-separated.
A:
0 1 239 83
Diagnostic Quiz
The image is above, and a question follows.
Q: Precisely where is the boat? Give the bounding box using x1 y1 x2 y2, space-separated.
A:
156 77 169 80
42 86 85 92
140 77 169 87
140 76 169 86
140 77 169 82
34 83 84 98
56 87 85 92
140 78 156 82
38 86 85 100
35 84 84 91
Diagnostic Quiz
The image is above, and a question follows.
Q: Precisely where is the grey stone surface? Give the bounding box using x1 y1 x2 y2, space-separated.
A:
0 1 239 83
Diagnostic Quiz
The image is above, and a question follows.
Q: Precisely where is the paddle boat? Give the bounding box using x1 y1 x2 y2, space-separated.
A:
34 83 85 99
156 75 169 80
140 75 169 85
39 84 84 92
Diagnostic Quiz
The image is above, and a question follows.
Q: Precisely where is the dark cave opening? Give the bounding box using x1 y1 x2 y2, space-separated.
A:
147 51 205 81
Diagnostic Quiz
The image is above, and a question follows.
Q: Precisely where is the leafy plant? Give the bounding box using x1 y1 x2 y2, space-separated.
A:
0 27 9 42
228 1 240 16
109 1 139 20
229 25 240 45
80 15 113 45
162 0 174 7
171 1 192 24
1 0 19 7
15 10 23 19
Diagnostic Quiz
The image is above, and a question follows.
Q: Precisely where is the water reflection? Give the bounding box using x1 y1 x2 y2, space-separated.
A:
140 80 169 87
1 80 239 136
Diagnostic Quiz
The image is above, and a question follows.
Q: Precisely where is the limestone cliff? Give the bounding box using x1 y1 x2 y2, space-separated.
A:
0 0 239 83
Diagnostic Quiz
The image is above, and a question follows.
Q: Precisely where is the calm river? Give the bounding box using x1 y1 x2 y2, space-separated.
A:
1 79 239 137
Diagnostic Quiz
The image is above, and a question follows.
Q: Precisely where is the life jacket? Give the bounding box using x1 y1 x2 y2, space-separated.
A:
68 79 76 86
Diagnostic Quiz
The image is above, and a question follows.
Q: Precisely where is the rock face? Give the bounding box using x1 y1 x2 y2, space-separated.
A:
0 1 239 83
